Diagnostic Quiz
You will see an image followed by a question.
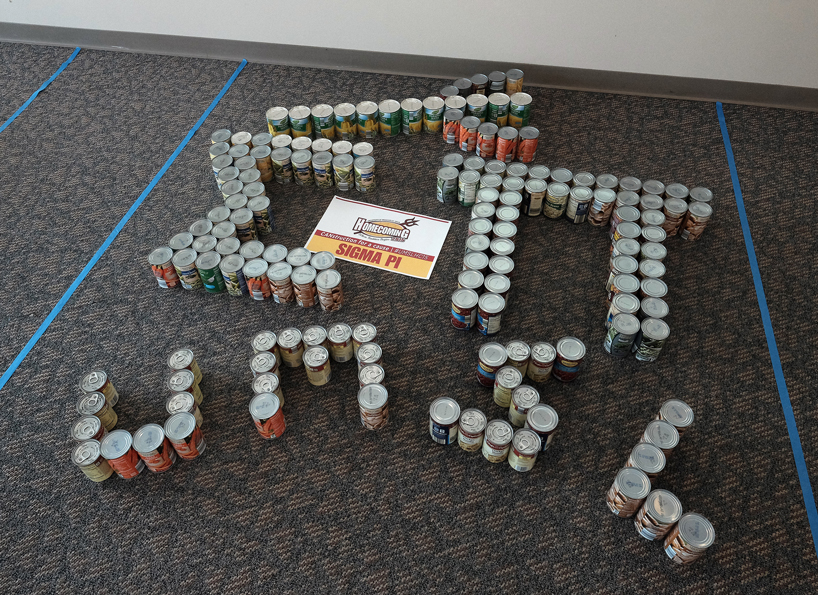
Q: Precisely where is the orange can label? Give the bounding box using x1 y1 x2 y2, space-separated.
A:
138 438 177 472
495 137 518 163
109 448 145 479
254 409 286 439
517 138 538 163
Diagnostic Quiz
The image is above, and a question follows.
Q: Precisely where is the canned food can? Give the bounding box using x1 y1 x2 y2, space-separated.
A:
492 221 517 242
443 109 463 145
451 288 479 330
477 187 500 206
286 246 311 266
148 246 181 289
70 415 106 442
304 346 332 386
328 323 354 363
229 208 257 243
501 176 524 194
463 251 489 274
643 419 680 457
437 166 460 204
207 205 231 227
252 330 280 360
168 231 194 251
359 363 385 387
517 127 539 163
626 442 667 480
618 176 642 193
612 221 642 245
216 236 240 256
262 244 288 265
505 68 524 94
422 96 445 133
71 439 114 482
499 191 523 208
332 154 354 191
195 251 224 293
458 170 480 207
642 226 667 244
487 93 510 127
429 397 461 445
489 237 515 258
507 428 541 472
471 202 495 222
457 269 484 291
689 186 713 204
633 318 670 362
507 92 531 128
606 292 640 330
310 251 336 272
172 248 201 290
495 127 519 163
656 399 694 436
228 144 250 161
452 77 471 96
640 277 668 301
639 296 669 322
240 258 269 300
484 160 506 178
288 105 312 138
355 100 379 138
664 182 688 201
525 342 556 382
611 238 641 263
266 106 291 136
635 490 682 541
664 513 716 564
166 392 203 427
312 138 333 153
604 313 641 357
278 327 304 367
211 128 232 145
477 341 507 387
352 142 373 159
359 384 389 430
524 404 558 452
680 202 713 240
79 369 119 408
356 342 383 370
444 95 467 115
401 98 423 134
457 408 487 452
588 188 617 226
472 123 498 159
606 467 651 518
572 172 595 188
521 178 548 216
468 218 493 237
245 196 273 236
606 255 639 292
477 292 505 335
552 337 586 382
309 103 335 139
291 150 313 186
250 351 279 380
640 210 666 231
291 265 318 307
482 419 514 463
352 323 377 357
501 340 529 372
333 103 357 139
270 147 293 184
638 259 666 281
249 393 286 439
467 73 486 95
167 368 203 406
252 373 285 405
493 365 523 407
488 255 514 278
310 151 334 190
465 93 488 122
218 254 247 296
440 84 459 99
291 136 312 152
565 185 594 223
616 190 641 208
542 182 570 219
465 157 486 175
209 141 230 160
508 385 539 427
167 348 202 385
164 412 205 460
354 156 376 192
100 430 145 478
458 116 480 151
224 192 247 211
315 269 343 311
377 99 401 136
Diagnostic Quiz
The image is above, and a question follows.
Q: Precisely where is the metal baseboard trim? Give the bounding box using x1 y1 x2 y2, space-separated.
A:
1 22 816 112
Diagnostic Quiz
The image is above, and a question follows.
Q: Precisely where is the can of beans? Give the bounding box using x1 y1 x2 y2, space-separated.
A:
494 127 518 163
421 96 444 133
332 154 354 191
484 273 510 300
442 109 463 145
354 156 376 192
252 373 284 405
475 122 498 158
456 408 487 452
266 106 290 136
429 397 461 445
542 182 570 219
359 363 385 387
606 467 651 518
524 404 559 451
656 399 694 436
635 490 683 541
457 269 484 292
493 366 523 407
352 323 377 357
507 428 541 472
401 98 423 134
664 513 716 564
359 384 389 430
633 318 670 362
168 368 202 405
551 337 586 382
240 258 269 300
643 419 680 457
74 393 116 435
249 392 285 440
458 116 480 151
626 441 666 481
80 369 119 408
148 246 180 289
680 202 713 240
250 351 279 380
482 419 514 463
355 100 379 138
316 269 343 312
522 178 548 216
304 346 332 386
457 170 480 207
70 415 106 442
588 188 617 226
291 265 317 307
266 262 293 303
477 341 507 387
100 430 145 478
606 292 640 330
378 99 401 136
604 313 641 357
451 288 479 330
166 392 203 427
437 166 459 205
508 385 539 427
71 439 114 482
477 292 505 335
326 323 353 363
310 151 334 190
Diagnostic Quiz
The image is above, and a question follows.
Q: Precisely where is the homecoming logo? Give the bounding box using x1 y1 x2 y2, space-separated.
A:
352 217 419 242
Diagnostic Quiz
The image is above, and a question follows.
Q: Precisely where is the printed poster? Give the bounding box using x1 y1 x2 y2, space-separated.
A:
305 196 452 280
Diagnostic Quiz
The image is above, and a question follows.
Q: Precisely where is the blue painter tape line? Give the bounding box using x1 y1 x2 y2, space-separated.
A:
0 59 247 392
717 101 818 560
0 47 81 134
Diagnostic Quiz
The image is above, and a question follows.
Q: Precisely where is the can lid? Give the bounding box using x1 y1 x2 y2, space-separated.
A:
250 351 277 373
519 126 539 140
484 273 511 295
400 98 422 111
490 237 515 256
443 154 464 169
195 251 221 271
489 255 514 275
530 342 556 364
328 323 353 343
291 150 312 165
211 128 232 143
614 274 641 294
459 408 487 434
593 188 616 203
457 269 484 289
229 208 254 226
291 265 317 285
251 130 273 145
72 439 102 466
619 176 642 192
502 177 525 192
641 209 666 227
509 92 533 108
468 218 493 235
354 156 375 170
639 259 666 279
70 415 102 441
169 231 194 251
262 244 288 264
189 219 213 237
526 404 559 433
452 288 479 309
665 183 689 200
612 313 641 335
304 346 329 367
478 342 507 366
497 126 518 140
357 342 382 364
547 169 570 184
689 187 713 203
645 489 682 523
252 372 280 394
168 369 195 392
645 419 680 450
316 268 342 290
302 325 328 346
429 397 461 425
639 297 668 319
235 155 257 170
218 165 239 182
266 106 289 120
208 205 231 223
505 165 526 179
493 221 517 238
378 98 400 112
334 102 356 117
172 247 198 268
241 258 268 279
677 513 716 548
312 151 333 167
466 93 488 107
638 195 663 212
312 139 333 153
573 172 596 187
358 383 388 410
512 429 541 455
80 370 108 393
239 241 265 261
631 442 666 474
596 173 619 189
485 419 514 445
242 180 266 199
358 364 385 385
212 221 236 241
77 392 106 415
466 233 490 254
640 277 668 298
100 429 133 459
616 205 641 223
289 105 311 120
612 255 639 275
422 96 445 110
249 392 281 420
483 162 505 177
168 348 195 370
166 391 195 415
224 194 247 211
333 153 354 168
611 292 640 314
642 226 667 243
286 247 311 267
616 190 640 206
481 175 503 190
352 323 377 343
460 116 481 129
216 236 240 256
488 93 510 107
512 385 540 408
222 179 245 197
263 262 290 283
499 191 522 207
614 467 651 499
547 182 570 198
660 399 694 428
615 221 641 240
228 145 250 159
556 337 586 360
454 77 472 89
488 70 506 82
311 103 334 118
148 246 174 266
505 340 531 360
278 327 303 348
463 251 489 271
664 198 689 215
271 147 293 161
495 205 518 221
291 137 312 151
613 238 640 257
506 68 524 80
252 330 277 352
570 185 594 201
477 122 499 136
209 141 230 157
688 201 713 218
464 156 486 171
478 292 506 314
641 317 671 341
495 366 523 389
440 85 459 97
642 180 665 195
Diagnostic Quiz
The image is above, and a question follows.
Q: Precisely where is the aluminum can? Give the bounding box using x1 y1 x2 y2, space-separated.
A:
477 292 505 335
250 351 279 380
166 392 203 428
444 95 467 114
471 203 495 222
443 109 463 145
522 178 548 216
635 490 683 541
680 202 713 240
168 231 194 251
167 348 202 385
465 93 488 122
517 126 539 163
476 122 498 158
495 126 518 163
378 99 401 136
588 188 617 226
304 346 332 386
356 101 380 138
606 292 640 330
167 368 203 405
656 399 694 436
689 186 713 204
458 170 480 207
209 141 229 160
71 439 114 482
526 342 556 382
266 262 294 303
252 373 284 405
249 393 285 439
328 323 354 363
312 138 332 153
565 185 593 223
509 385 540 427
487 93 510 127
333 154 354 191
359 363 385 387
525 404 559 451
463 251 489 274
289 105 312 138
401 98 423 134
271 134 292 150
642 180 665 196
505 69 524 94
619 176 642 193
100 430 145 478
270 147 293 184
604 313 641 357
429 397 460 445
643 419 680 457
508 428 541 472
507 92 531 128
266 106 290 136
356 342 383 369
292 150 314 186
477 342 507 387
79 369 119 408
493 365 523 408
311 103 335 139
543 182 570 219
616 190 641 208
219 254 247 296
488 255 514 278
626 442 666 480
457 269 484 291
359 384 389 430
70 415 106 443
437 166 460 204
352 142 373 159
482 419 513 463
454 77 472 96
639 277 668 300
263 244 288 264
451 288 479 330
458 408 487 452
606 467 651 518
278 328 304 367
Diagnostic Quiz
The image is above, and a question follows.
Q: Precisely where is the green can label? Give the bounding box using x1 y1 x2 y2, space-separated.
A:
313 114 336 139
424 108 445 133
267 118 291 136
467 103 487 122
488 102 510 127
358 112 380 139
509 103 530 128
290 117 312 138
199 266 225 294
402 109 423 135
379 109 402 136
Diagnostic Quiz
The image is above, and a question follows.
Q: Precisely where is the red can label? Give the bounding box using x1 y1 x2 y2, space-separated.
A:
152 263 180 288
171 426 206 460
495 137 518 163
138 438 177 472
109 448 145 479
517 138 538 163
254 408 286 439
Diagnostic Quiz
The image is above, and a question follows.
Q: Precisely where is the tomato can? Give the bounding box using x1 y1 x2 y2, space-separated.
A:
429 397 461 445
356 100 380 138
70 415 106 442
148 246 180 289
359 363 385 388
100 430 145 479
459 116 480 151
633 318 671 362
664 513 716 564
377 99 401 136
266 106 290 136
656 399 694 437
249 392 286 439
508 428 541 472
552 337 586 382
524 404 559 451
477 341 508 387
606 467 651 518
458 408 488 452
71 439 114 482
242 258 271 300
165 392 203 427
165 412 206 460
76 392 117 431
401 98 423 134
304 346 332 386
358 384 389 430
635 490 682 541
493 365 523 407
443 109 463 145
482 419 514 463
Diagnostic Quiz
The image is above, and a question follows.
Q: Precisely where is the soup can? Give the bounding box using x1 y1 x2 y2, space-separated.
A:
526 342 556 382
458 170 480 207
429 397 461 445
242 258 271 300
311 103 336 139
626 442 666 480
359 363 385 387
278 328 305 367
304 346 332 386
252 330 280 359
465 93 489 122
505 68 524 94
163 412 205 461
495 127 519 163
482 419 514 463
522 178 548 216
565 185 594 223
458 408 488 452
267 261 294 303
378 99 402 136
606 292 640 330
635 490 683 541
291 265 318 307
292 150 314 186
509 385 540 427
516 126 539 163
487 93 510 127
334 103 357 139
488 255 514 278
643 419 680 457
165 391 203 427
680 202 713 240
606 467 651 518
80 369 119 407
604 313 641 357
356 342 383 370
316 269 343 311
266 106 291 136
250 351 279 380
270 147 294 184
463 251 489 274
359 384 389 430
508 92 532 128
485 160 507 178
311 151 334 189
252 373 284 405
633 318 671 362
328 322 354 363
443 108 463 144
167 348 202 385
664 513 716 564
249 392 286 439
77 392 117 431
333 154 354 191
508 428 541 472
352 323 377 357
437 166 460 204
289 105 312 138
69 414 106 443
356 100 380 138
71 439 114 482
459 116 480 151
148 246 180 289
552 337 586 382
100 430 145 478
524 403 559 451
477 292 505 335
167 368 203 405
354 156 376 192
401 98 423 134
656 399 694 437
493 365 523 407
451 288 479 330
475 122 498 158
477 341 507 387
422 96 445 133
588 188 617 226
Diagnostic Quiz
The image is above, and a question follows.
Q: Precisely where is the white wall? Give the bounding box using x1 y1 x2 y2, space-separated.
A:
4 0 818 89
